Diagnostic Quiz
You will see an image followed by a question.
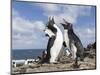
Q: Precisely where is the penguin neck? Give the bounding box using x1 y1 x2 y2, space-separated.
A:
64 29 69 39
54 24 63 38
68 28 74 34
64 29 68 33
64 29 70 49
53 24 59 31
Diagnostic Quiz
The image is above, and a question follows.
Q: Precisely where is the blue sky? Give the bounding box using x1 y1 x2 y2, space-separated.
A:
12 0 96 49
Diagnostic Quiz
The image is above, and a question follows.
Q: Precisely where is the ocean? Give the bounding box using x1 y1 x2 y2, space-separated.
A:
12 49 46 60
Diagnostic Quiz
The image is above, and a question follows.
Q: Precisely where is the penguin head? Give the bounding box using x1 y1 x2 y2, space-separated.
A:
47 16 55 26
44 17 57 37
61 18 73 30
44 28 55 37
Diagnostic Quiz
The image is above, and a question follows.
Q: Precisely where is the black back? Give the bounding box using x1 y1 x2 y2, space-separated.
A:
41 17 57 63
61 19 84 60
46 17 57 34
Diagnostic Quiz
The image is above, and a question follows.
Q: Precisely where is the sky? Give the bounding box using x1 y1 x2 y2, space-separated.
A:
12 0 96 49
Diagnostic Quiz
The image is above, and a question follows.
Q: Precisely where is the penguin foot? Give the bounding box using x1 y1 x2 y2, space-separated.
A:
80 58 84 61
53 62 59 64
72 63 81 68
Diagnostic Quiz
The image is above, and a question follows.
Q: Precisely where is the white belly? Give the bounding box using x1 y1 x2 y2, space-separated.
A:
64 30 70 49
50 38 63 63
71 43 77 59
50 24 63 63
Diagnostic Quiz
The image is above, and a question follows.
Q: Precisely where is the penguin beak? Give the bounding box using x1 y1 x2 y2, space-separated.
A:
63 18 69 24
45 34 49 37
60 23 65 26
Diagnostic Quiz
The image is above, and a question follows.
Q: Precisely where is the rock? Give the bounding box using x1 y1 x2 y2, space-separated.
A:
84 42 96 58
12 42 96 74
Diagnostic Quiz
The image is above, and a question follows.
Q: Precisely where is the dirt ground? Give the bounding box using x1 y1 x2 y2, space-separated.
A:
12 55 96 75
12 42 96 75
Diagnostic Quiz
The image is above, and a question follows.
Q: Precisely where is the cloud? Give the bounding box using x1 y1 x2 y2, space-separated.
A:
12 9 47 49
37 3 95 47
57 5 91 24
13 17 45 32
12 3 95 49
40 4 60 13
33 21 45 31
37 4 92 24
74 27 95 47
75 27 95 38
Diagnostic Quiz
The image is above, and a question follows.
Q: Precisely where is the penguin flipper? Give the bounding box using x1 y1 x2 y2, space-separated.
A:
63 41 67 47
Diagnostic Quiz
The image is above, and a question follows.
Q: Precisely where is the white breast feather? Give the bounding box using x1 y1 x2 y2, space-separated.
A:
50 24 63 63
64 30 70 49
71 43 77 59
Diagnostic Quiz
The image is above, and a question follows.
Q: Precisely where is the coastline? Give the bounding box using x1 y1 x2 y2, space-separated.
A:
12 54 96 74
12 43 96 74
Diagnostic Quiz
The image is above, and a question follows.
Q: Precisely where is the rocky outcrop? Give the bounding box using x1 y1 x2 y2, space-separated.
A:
84 42 96 58
12 42 96 74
